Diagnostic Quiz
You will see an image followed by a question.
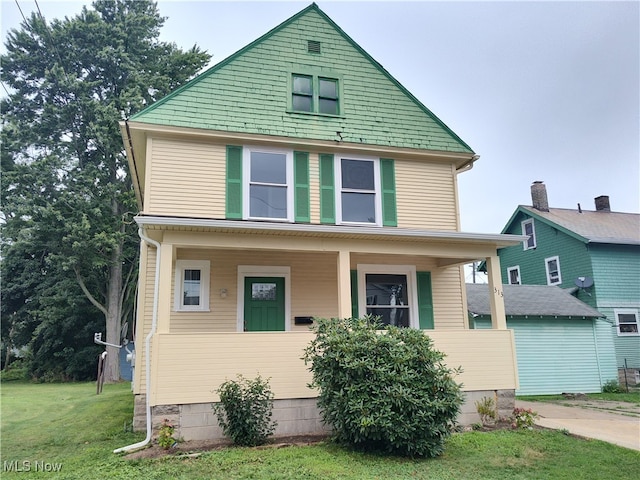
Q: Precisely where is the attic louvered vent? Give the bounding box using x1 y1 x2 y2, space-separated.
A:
307 40 321 54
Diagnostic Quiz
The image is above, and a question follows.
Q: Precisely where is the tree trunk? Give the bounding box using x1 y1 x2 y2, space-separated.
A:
103 245 124 383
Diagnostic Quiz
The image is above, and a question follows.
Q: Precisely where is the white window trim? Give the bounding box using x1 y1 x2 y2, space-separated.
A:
522 219 536 250
174 260 210 312
242 146 294 222
614 308 639 337
507 265 521 285
544 255 562 285
356 264 419 329
237 266 291 332
335 155 382 226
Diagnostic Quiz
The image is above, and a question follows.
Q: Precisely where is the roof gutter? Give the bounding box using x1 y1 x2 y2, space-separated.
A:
113 228 161 454
456 154 480 173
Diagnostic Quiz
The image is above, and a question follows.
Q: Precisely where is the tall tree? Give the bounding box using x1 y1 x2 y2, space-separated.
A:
1 0 211 381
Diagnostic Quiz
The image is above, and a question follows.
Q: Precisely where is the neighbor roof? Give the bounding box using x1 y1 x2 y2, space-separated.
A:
466 284 603 318
510 206 640 245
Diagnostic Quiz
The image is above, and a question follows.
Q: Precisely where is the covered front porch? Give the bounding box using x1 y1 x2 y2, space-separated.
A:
132 216 524 438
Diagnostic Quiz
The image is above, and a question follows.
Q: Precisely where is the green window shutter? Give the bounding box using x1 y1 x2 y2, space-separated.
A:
319 154 335 224
294 151 310 223
350 270 358 319
416 271 434 329
226 145 243 219
380 158 397 227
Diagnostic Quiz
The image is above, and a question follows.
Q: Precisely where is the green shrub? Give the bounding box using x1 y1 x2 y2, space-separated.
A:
212 374 277 446
475 396 498 426
157 419 177 449
303 317 463 458
0 360 28 382
602 380 622 393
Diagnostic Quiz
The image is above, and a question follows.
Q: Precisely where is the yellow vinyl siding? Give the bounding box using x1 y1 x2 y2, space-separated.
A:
146 138 226 217
134 243 156 395
170 249 338 333
150 329 517 406
395 159 458 230
144 136 460 228
432 267 467 330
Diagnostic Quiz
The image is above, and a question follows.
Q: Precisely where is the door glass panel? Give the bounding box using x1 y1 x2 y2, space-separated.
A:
252 283 277 301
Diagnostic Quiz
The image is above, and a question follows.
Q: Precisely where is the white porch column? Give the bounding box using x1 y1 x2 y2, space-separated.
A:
156 242 175 334
336 250 352 319
485 255 507 329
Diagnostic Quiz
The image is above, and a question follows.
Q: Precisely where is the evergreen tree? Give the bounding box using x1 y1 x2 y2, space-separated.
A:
1 0 210 381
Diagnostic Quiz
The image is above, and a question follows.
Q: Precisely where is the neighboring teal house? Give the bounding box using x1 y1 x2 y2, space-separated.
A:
494 181 640 387
468 284 618 395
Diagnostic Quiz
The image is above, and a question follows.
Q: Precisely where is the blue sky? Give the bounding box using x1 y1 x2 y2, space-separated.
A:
2 0 639 239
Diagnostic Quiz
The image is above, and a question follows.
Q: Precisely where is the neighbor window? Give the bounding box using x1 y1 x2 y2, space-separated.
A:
614 309 639 336
522 219 536 249
358 265 418 328
174 260 210 311
291 73 340 115
545 256 562 285
337 156 381 225
244 148 293 221
507 266 521 285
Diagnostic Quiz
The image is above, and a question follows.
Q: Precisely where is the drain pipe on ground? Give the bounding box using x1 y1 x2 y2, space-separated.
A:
114 228 161 454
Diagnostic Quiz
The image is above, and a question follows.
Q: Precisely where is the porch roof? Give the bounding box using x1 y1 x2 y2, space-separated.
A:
135 215 525 248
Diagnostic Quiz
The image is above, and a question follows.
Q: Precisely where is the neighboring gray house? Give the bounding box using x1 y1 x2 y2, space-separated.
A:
468 284 618 395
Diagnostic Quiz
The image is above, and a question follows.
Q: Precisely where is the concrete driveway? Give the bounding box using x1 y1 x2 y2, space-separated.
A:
516 399 640 451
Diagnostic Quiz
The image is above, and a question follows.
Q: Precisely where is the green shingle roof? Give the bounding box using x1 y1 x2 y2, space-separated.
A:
131 3 473 154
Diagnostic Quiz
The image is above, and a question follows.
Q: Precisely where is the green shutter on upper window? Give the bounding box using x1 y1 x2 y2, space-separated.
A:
350 270 358 319
417 271 434 329
380 158 397 227
294 151 310 223
319 154 335 224
226 145 243 219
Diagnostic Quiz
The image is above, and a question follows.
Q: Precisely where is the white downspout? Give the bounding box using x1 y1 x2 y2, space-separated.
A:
114 228 161 454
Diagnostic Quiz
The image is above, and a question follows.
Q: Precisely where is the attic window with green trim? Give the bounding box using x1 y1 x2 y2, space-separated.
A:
291 74 339 115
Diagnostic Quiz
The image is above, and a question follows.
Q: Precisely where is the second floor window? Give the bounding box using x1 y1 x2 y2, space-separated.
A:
245 148 293 221
292 74 339 115
545 256 562 285
522 219 536 249
337 157 381 225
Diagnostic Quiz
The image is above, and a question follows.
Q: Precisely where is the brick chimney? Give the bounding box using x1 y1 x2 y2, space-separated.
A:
531 181 549 212
595 195 610 212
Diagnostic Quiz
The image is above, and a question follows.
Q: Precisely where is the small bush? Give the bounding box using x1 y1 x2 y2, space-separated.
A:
0 361 28 382
602 380 622 393
157 419 177 449
475 396 498 426
511 407 538 429
303 317 463 458
212 374 277 446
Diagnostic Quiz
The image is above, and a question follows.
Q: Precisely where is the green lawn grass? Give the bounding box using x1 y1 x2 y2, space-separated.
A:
2 382 639 479
518 392 640 404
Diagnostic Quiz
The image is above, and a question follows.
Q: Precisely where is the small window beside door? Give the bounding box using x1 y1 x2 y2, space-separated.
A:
175 260 210 311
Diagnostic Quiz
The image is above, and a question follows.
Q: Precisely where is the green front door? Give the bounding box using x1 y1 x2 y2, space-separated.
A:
244 277 285 331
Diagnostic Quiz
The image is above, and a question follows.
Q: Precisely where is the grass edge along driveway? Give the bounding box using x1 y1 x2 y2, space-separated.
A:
1 382 639 479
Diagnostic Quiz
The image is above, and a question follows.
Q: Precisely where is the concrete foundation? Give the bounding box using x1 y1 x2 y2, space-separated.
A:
133 389 515 441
